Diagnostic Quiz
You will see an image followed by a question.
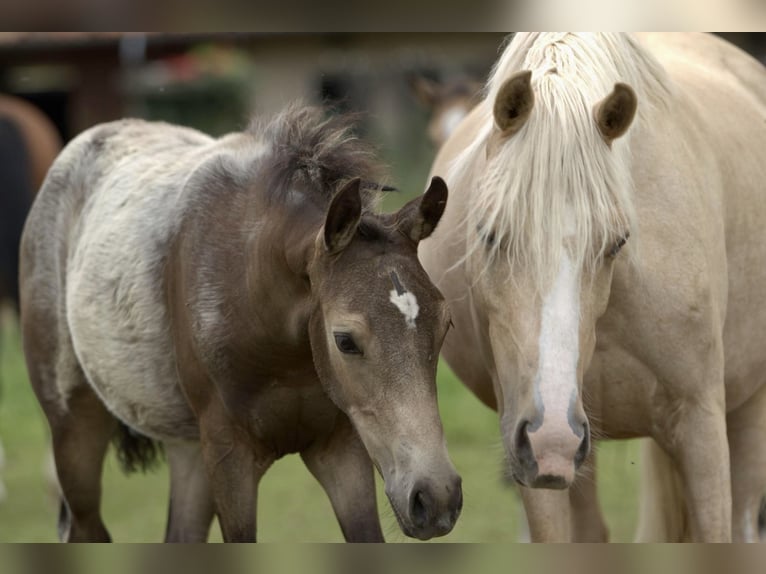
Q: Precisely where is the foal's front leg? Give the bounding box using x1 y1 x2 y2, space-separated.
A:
198 402 273 542
301 415 384 542
165 440 215 542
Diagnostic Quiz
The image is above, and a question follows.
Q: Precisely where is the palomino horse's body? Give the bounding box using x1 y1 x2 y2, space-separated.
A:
421 33 766 541
20 106 462 542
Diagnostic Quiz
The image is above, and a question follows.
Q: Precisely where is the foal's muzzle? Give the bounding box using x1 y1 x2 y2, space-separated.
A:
389 473 463 540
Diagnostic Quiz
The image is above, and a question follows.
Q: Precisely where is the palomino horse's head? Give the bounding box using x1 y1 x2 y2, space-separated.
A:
307 176 462 540
467 69 637 489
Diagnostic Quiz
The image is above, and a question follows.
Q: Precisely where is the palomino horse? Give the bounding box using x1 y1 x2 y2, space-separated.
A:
410 75 484 148
420 32 766 542
20 106 462 542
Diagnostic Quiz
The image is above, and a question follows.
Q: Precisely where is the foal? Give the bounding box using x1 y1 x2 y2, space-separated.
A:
20 106 462 542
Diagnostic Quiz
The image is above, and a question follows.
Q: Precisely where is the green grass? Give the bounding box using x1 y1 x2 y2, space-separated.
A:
0 310 641 542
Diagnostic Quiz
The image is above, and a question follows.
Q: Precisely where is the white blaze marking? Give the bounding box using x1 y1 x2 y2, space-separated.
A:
389 290 419 328
536 251 580 421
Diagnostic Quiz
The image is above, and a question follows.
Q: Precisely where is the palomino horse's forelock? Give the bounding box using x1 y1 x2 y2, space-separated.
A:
448 33 674 290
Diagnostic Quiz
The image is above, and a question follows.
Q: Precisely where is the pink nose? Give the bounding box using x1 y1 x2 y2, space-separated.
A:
513 419 589 488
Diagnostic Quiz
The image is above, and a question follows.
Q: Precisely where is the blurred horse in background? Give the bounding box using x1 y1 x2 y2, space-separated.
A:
410 75 483 148
421 32 766 542
0 94 62 502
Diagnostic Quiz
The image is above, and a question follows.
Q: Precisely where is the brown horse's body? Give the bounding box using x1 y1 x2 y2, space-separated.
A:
20 107 461 542
0 94 61 309
0 94 62 191
421 33 766 541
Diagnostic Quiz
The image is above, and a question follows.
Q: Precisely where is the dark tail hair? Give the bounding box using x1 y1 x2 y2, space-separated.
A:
112 422 164 474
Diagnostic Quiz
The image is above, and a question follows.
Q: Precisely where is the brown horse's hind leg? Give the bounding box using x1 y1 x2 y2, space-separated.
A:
727 384 766 542
300 415 384 542
164 440 215 542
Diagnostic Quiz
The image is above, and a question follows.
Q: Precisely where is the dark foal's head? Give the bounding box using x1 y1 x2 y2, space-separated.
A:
307 176 462 540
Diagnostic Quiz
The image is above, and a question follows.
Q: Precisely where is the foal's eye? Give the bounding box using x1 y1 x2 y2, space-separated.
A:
334 332 362 355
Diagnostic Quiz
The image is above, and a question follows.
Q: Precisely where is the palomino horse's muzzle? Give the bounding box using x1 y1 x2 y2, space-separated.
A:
511 415 590 489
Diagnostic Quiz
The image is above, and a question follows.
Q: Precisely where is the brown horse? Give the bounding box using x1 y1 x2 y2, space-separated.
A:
0 94 62 503
20 106 462 542
410 75 483 148
421 33 766 541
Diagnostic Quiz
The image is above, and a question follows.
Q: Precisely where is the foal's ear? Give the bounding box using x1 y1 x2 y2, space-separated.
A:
593 83 637 145
493 70 534 136
397 176 449 243
324 178 362 254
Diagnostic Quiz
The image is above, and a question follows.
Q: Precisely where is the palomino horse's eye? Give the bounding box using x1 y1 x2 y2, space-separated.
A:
477 225 497 248
607 231 630 258
333 332 363 355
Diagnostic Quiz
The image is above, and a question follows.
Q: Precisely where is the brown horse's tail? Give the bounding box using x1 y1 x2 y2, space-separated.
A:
112 422 164 474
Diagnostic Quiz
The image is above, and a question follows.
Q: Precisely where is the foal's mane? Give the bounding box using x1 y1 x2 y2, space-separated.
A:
249 105 385 211
449 33 673 286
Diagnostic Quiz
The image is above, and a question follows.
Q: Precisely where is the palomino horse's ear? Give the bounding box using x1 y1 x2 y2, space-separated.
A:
324 178 362 254
593 83 637 145
397 176 449 243
493 70 534 136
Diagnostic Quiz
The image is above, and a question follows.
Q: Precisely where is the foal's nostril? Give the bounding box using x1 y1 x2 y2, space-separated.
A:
455 485 464 514
410 489 430 528
574 423 590 468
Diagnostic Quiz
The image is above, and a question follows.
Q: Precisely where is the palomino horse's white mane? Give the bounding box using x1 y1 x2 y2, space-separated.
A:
449 33 673 287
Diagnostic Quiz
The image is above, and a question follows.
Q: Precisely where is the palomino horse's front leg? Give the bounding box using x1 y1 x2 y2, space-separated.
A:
164 440 216 542
519 487 571 542
726 383 766 542
300 415 384 542
198 401 273 542
519 449 607 542
656 388 731 542
569 447 609 542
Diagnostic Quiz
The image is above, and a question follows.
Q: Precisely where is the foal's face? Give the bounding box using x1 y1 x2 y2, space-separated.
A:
308 177 462 540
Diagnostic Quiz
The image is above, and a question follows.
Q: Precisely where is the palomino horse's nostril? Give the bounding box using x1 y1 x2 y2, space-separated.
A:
514 419 534 466
574 423 590 469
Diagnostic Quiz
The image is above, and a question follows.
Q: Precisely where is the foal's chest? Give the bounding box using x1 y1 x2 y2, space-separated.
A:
229 375 341 456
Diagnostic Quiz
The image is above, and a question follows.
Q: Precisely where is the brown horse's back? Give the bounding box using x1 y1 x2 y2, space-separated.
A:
0 94 62 191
